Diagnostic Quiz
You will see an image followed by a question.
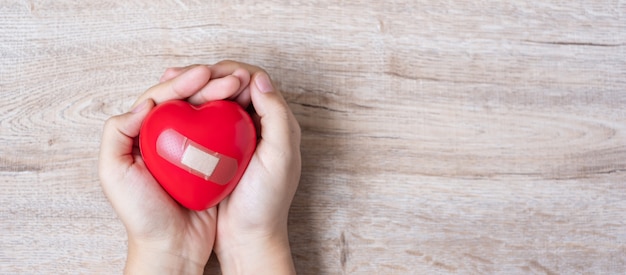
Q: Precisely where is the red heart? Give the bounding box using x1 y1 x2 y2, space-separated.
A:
139 100 256 210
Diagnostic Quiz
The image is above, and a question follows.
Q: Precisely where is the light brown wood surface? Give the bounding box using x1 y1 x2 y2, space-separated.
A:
1 1 625 274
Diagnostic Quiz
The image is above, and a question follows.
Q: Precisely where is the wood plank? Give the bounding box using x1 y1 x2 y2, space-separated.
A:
1 0 625 273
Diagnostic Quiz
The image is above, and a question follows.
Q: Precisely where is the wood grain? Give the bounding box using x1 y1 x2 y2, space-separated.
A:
1 0 625 274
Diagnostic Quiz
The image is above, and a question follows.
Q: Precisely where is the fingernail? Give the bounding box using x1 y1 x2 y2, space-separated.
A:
255 73 274 93
131 100 148 113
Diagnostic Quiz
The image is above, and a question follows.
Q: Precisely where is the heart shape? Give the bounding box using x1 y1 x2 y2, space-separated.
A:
139 100 256 210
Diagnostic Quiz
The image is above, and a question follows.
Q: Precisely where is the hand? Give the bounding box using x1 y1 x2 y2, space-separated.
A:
161 61 301 274
98 65 249 274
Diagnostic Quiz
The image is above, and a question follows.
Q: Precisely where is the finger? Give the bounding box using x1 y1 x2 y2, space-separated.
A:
187 75 241 105
209 60 262 79
131 65 212 109
159 66 187 83
205 62 259 107
250 110 261 139
249 72 301 151
230 68 251 99
161 62 255 107
205 67 252 107
162 60 262 82
156 64 254 107
163 61 259 82
158 64 208 83
162 62 256 83
99 99 155 177
234 86 252 108
187 71 253 107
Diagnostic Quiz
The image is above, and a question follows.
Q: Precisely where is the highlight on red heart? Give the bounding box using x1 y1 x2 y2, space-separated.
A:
139 100 256 210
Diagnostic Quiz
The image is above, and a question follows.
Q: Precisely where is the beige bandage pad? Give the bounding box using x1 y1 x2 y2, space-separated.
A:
156 129 238 184
181 144 220 178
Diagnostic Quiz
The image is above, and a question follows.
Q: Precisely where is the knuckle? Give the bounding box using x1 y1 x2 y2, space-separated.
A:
103 116 118 129
193 64 211 74
103 114 125 132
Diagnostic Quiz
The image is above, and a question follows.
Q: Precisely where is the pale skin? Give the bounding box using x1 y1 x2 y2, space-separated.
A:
98 60 301 274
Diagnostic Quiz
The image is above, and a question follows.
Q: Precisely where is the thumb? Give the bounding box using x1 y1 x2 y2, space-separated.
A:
250 72 300 150
99 99 155 174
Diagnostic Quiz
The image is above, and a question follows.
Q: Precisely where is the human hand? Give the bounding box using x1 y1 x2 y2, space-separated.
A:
98 65 249 274
160 61 301 274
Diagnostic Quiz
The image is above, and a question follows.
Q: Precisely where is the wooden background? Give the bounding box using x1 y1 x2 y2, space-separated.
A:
1 0 625 274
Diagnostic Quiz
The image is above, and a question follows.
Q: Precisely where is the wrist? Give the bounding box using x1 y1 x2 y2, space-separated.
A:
216 226 295 275
125 239 206 275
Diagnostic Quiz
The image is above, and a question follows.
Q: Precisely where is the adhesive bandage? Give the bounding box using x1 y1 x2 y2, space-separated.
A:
156 129 238 184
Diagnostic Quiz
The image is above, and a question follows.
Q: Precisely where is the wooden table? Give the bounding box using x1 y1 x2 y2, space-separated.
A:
2 1 625 274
